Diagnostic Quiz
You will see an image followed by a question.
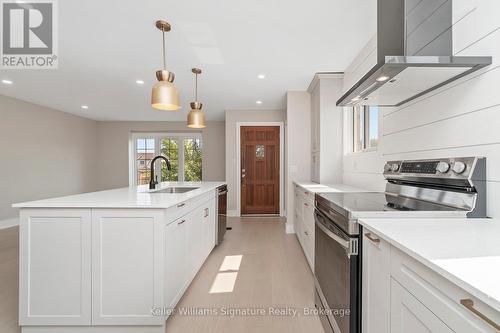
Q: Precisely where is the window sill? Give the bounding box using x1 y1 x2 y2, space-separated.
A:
344 147 378 156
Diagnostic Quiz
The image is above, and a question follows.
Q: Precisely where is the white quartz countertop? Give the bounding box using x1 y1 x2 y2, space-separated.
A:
294 181 368 193
13 181 226 209
359 217 500 312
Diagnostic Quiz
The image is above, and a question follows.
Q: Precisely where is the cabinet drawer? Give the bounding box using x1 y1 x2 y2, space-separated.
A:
391 247 500 333
391 278 454 333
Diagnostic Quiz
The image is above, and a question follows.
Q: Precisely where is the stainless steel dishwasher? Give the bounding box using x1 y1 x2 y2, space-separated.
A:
215 185 228 245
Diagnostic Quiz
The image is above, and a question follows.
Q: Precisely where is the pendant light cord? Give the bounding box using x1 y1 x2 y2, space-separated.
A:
195 73 198 102
162 31 166 70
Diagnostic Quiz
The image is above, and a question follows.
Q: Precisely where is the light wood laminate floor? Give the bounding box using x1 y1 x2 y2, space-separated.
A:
166 217 324 332
0 217 323 333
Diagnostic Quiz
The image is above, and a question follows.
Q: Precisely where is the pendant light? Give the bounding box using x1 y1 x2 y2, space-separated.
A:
187 68 206 128
151 20 180 111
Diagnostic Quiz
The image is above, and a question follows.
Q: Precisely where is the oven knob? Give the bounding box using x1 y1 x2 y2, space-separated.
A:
391 163 400 172
452 161 467 174
436 161 450 173
384 163 392 172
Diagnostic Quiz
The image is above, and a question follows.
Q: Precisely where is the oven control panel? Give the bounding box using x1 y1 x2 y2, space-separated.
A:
383 157 484 181
400 161 439 174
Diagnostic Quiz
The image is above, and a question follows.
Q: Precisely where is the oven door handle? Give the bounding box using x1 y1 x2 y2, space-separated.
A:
315 219 350 250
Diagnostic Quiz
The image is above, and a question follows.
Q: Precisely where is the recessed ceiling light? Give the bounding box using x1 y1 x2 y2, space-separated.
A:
81 105 89 110
256 100 263 105
136 79 144 85
2 79 13 85
257 74 266 79
376 76 390 82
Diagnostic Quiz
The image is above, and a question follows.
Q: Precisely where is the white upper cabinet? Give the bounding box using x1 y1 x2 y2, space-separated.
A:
19 209 92 326
309 74 344 184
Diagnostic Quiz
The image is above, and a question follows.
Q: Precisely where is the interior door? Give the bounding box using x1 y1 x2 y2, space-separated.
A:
240 126 280 214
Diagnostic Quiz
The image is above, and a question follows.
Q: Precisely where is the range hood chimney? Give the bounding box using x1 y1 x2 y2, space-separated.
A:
337 0 492 107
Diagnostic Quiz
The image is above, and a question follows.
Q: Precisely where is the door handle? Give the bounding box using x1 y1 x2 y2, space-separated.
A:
365 233 380 244
460 299 500 330
204 208 209 218
177 219 186 225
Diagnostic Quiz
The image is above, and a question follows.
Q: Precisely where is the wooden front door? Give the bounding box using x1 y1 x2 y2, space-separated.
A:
240 126 280 214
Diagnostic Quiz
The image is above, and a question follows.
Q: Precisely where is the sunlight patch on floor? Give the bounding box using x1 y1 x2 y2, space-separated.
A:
219 255 243 271
209 255 244 294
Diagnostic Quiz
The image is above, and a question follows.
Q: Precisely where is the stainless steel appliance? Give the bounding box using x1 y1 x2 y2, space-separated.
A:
336 0 491 107
314 157 487 333
215 185 228 245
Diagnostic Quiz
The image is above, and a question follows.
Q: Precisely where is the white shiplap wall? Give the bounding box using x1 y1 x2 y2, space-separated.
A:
343 0 500 218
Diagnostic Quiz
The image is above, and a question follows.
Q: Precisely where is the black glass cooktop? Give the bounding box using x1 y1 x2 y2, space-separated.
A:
316 192 462 213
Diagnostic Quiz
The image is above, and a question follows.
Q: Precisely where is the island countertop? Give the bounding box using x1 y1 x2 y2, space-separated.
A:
13 181 226 209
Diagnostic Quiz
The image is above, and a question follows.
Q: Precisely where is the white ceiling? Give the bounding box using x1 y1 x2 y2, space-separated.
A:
0 0 376 121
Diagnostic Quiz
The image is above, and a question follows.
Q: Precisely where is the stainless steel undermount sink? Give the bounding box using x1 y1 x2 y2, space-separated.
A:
150 187 199 194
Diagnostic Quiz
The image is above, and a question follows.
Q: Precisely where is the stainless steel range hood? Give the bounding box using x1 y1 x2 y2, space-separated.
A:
337 0 492 107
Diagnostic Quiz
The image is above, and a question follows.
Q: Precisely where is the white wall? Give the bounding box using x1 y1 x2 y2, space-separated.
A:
96 121 225 190
0 95 98 226
343 0 500 218
225 109 286 214
286 92 311 232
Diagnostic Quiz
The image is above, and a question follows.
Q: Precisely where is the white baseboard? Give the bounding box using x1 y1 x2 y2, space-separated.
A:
227 210 239 217
285 223 295 234
0 217 19 229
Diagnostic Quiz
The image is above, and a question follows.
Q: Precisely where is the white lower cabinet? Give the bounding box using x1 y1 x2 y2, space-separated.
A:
19 209 92 325
164 215 188 310
165 196 216 314
19 190 218 331
91 209 164 325
362 231 390 333
363 228 500 333
293 185 314 271
391 278 454 333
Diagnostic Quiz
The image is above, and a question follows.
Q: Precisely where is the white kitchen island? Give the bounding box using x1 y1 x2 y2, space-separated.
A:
13 181 225 333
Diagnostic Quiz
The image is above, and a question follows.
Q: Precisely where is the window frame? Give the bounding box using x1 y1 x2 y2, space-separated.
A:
129 132 203 186
344 106 379 155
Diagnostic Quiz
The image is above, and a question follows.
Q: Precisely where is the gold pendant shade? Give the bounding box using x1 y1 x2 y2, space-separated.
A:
151 70 180 111
151 20 181 111
187 68 206 128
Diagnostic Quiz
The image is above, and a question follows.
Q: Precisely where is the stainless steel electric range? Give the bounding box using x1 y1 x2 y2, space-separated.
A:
313 157 487 333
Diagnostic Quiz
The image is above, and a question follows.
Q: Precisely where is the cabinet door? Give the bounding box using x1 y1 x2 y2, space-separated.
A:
164 216 188 310
391 279 454 333
186 207 203 280
201 198 216 257
19 209 92 325
91 209 164 325
362 231 391 333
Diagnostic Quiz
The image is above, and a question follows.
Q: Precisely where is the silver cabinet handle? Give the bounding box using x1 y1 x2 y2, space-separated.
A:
365 233 380 244
177 202 186 208
304 231 309 236
204 208 209 218
304 203 309 207
460 299 500 330
177 219 186 225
